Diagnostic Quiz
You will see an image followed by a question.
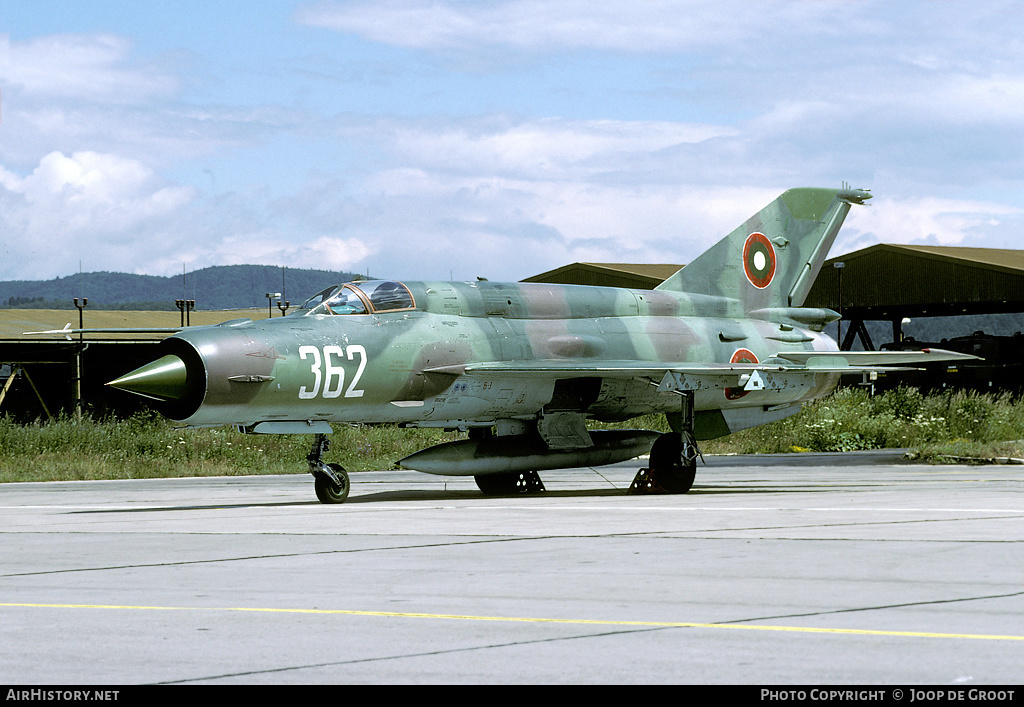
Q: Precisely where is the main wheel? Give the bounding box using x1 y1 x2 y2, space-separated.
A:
648 433 696 494
314 463 350 504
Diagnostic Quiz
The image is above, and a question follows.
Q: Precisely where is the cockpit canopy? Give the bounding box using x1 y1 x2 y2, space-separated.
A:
299 280 416 316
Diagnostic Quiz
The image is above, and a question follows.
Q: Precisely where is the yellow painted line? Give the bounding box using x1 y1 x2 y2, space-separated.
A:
1 602 1022 641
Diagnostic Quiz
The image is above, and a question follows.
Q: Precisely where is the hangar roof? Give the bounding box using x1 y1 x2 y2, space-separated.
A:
804 244 1024 320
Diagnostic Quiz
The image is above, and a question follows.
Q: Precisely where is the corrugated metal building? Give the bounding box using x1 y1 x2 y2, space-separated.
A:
804 245 1024 350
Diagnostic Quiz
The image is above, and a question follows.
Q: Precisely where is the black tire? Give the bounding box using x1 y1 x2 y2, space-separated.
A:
648 433 696 494
314 463 350 504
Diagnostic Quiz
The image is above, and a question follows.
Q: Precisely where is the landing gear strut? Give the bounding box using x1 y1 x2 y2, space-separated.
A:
630 390 701 494
308 433 350 504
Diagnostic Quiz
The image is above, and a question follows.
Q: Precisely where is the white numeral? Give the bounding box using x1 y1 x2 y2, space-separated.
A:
300 344 366 399
322 345 346 398
298 346 321 399
345 345 367 398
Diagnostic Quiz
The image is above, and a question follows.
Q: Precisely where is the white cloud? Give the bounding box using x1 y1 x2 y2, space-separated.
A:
0 151 195 277
2 3 1023 287
911 74 1024 123
295 0 850 53
346 155 782 280
382 117 737 180
299 0 694 51
0 33 177 101
836 196 1024 255
172 233 377 274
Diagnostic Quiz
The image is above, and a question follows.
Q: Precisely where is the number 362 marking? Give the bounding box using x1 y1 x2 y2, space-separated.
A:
298 344 367 399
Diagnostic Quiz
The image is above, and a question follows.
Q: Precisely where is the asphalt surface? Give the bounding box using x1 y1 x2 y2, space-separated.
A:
1 451 1022 685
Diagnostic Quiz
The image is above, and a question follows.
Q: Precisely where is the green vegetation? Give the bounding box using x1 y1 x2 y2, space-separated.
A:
597 386 1024 463
699 386 1024 462
0 412 460 483
1 387 1021 483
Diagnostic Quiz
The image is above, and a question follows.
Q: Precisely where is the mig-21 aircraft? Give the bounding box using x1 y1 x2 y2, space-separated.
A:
91 187 973 503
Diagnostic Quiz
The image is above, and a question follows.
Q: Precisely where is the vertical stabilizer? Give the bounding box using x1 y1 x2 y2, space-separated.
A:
656 188 870 310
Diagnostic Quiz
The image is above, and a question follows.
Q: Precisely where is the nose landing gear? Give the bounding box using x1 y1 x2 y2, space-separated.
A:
308 433 350 504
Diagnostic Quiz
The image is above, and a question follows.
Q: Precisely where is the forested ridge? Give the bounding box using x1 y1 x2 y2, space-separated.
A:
0 265 364 310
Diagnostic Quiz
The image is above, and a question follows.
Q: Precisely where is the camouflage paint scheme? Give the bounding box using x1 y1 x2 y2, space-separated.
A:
106 187 967 499
131 188 860 431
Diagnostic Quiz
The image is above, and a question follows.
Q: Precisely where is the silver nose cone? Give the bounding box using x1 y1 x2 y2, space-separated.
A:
107 355 189 401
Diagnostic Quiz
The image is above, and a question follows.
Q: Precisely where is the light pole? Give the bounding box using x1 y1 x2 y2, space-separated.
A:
74 297 88 339
73 297 88 420
266 292 281 318
833 262 845 349
175 299 195 327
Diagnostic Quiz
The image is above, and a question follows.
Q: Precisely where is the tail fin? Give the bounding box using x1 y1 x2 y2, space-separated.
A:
656 187 870 310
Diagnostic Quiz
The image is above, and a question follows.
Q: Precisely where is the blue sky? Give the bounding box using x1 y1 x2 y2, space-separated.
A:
2 1 1022 286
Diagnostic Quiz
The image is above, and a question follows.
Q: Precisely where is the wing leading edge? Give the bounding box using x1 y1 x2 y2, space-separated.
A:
426 348 978 395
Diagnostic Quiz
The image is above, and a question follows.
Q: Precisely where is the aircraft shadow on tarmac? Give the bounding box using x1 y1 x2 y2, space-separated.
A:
347 482 858 504
66 450 909 513
68 478 856 514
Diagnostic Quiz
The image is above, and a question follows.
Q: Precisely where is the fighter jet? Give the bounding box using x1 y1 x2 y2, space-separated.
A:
101 187 970 503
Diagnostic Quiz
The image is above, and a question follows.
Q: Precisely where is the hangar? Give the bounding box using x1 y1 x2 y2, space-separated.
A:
804 244 1024 350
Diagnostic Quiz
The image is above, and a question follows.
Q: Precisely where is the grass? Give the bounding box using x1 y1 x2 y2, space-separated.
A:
0 412 460 482
698 386 1024 462
0 387 1021 482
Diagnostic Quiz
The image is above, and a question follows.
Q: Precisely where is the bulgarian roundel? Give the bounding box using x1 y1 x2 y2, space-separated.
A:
742 232 776 289
725 348 759 401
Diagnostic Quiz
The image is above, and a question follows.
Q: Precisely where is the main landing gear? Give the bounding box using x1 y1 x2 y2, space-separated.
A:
309 433 350 504
630 390 701 494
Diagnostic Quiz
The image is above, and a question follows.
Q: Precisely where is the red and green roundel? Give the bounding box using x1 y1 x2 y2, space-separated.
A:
742 232 776 289
725 348 759 401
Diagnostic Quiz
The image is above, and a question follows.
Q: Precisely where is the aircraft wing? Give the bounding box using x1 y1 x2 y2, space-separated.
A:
439 360 798 378
773 348 978 367
445 360 836 395
426 347 979 394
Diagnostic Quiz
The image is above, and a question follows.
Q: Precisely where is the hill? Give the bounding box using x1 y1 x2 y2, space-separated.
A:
0 265 365 311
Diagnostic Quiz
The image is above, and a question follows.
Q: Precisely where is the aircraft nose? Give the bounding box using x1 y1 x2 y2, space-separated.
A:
107 355 189 400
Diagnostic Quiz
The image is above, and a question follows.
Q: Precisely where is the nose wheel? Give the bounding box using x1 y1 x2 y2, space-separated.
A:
308 434 350 504
314 464 350 504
